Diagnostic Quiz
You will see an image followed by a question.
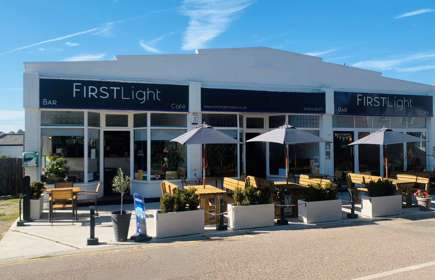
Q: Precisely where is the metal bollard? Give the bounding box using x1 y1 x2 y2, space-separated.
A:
347 188 358 219
276 190 288 225
16 194 25 227
216 198 227 231
87 206 99 245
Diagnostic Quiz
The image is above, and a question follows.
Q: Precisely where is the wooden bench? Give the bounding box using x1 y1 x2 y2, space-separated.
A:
298 175 334 188
396 174 430 191
160 181 178 195
223 177 246 192
246 175 273 188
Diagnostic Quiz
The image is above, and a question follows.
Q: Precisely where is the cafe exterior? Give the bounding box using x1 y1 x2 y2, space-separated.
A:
23 47 435 199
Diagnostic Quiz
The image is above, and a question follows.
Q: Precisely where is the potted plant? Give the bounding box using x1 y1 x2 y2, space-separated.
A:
30 181 45 220
227 183 275 230
145 188 204 238
111 168 131 242
415 190 431 211
45 156 68 183
298 183 342 224
361 179 402 218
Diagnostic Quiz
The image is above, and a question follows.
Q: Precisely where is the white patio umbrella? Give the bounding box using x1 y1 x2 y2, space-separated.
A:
171 123 237 185
349 128 421 178
247 124 325 184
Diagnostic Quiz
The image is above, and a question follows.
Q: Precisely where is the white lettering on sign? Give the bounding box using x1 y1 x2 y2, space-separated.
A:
356 94 413 111
72 83 162 104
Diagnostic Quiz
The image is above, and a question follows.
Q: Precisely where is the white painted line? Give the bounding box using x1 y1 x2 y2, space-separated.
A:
352 261 435 280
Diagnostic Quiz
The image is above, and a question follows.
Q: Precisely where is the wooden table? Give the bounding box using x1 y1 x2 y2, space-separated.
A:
45 187 81 195
185 185 225 225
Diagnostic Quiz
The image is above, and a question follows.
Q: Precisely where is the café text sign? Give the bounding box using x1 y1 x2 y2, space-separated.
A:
334 91 433 117
39 78 189 112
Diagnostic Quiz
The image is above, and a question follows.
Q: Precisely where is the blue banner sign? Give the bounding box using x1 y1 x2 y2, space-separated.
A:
201 88 325 113
40 78 189 112
133 193 146 236
335 91 433 117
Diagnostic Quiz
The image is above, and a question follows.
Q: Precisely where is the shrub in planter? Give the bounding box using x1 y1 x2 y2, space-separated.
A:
30 181 45 220
111 168 131 242
45 156 68 183
147 188 203 238
298 183 342 224
228 184 274 230
361 179 401 218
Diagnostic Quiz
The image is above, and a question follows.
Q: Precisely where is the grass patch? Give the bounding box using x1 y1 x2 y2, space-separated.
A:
0 198 19 239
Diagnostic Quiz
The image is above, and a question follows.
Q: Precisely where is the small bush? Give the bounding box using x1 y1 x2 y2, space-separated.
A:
30 182 45 199
233 187 245 206
173 189 187 212
184 188 200 210
303 184 337 202
367 179 396 197
160 193 175 213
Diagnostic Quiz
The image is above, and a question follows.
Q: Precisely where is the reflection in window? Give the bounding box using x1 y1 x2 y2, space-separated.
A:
41 128 84 182
269 115 286 128
88 112 100 127
106 114 128 127
206 129 237 177
407 132 426 171
151 113 186 127
202 114 237 127
151 129 186 180
134 130 147 180
88 129 100 182
41 111 84 126
289 115 320 128
134 114 147 127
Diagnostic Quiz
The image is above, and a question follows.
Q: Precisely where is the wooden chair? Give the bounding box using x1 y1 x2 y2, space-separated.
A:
223 177 246 192
49 188 77 222
54 181 73 188
160 181 178 195
396 174 430 191
80 182 101 215
245 175 272 188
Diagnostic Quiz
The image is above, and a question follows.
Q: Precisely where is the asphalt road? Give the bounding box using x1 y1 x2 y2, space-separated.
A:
2 217 435 280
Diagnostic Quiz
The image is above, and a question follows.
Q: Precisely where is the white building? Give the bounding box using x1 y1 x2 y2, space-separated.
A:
23 47 435 199
0 133 24 159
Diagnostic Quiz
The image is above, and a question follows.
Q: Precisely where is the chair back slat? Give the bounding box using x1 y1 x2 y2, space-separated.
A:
51 189 74 201
223 177 245 191
245 176 272 188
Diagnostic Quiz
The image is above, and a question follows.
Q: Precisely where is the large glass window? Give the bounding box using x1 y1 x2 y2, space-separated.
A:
151 129 186 180
407 132 426 171
106 114 128 127
269 115 286 128
385 144 404 175
151 113 186 127
289 115 320 128
88 112 100 127
134 113 147 127
246 118 264 129
88 129 100 182
134 130 148 180
202 114 237 127
206 130 237 177
41 111 84 126
269 143 285 176
358 132 380 175
41 128 84 183
333 131 354 180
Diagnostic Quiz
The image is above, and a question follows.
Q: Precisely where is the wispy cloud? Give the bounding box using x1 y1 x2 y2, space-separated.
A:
65 41 80 47
180 0 254 50
305 48 337 57
353 52 435 73
0 110 24 133
139 32 174 53
63 53 107 62
395 8 435 19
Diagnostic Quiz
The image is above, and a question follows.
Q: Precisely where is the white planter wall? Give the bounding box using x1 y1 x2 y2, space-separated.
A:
30 197 43 220
145 209 204 238
227 204 275 230
361 195 402 218
298 199 342 224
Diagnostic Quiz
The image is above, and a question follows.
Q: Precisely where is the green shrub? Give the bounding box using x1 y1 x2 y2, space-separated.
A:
112 168 130 213
45 156 68 180
184 188 200 210
160 193 175 213
160 188 200 212
30 182 45 199
303 184 337 202
233 187 245 206
367 179 396 197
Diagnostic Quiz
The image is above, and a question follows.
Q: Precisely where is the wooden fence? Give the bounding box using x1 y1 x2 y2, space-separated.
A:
0 158 23 196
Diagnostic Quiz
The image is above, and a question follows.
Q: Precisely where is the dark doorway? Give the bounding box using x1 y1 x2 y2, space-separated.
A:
104 131 130 196
333 131 354 180
246 133 266 178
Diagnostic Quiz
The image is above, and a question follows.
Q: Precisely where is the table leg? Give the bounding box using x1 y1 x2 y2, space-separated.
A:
200 197 209 225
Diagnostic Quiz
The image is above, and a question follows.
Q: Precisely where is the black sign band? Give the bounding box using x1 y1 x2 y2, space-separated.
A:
39 78 189 112
202 88 325 113
335 91 433 117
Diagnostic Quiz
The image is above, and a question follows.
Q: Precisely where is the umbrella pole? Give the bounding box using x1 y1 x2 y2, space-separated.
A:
202 144 206 187
285 144 289 185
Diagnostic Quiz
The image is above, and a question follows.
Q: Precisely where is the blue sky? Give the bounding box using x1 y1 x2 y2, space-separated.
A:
1 0 434 132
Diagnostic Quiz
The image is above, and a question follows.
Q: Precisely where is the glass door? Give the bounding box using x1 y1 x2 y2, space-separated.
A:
333 131 354 180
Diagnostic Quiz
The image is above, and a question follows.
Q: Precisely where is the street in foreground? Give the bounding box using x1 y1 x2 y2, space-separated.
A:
2 216 435 280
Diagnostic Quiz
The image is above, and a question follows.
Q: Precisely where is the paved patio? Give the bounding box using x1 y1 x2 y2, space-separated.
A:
1 199 435 262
